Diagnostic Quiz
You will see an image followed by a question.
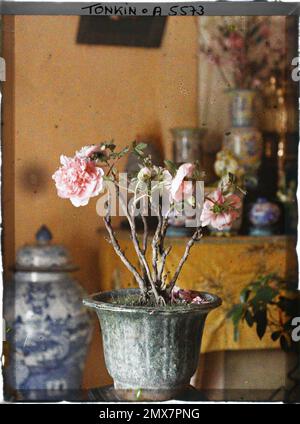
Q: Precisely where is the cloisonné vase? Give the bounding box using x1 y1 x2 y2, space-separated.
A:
248 198 281 236
223 89 263 188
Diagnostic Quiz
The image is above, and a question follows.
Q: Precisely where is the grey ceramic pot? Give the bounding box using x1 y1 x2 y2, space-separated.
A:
83 288 221 401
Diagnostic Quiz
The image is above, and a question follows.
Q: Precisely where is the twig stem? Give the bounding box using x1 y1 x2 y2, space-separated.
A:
169 228 202 293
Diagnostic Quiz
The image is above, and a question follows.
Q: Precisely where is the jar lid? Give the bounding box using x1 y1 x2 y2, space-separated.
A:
14 226 78 272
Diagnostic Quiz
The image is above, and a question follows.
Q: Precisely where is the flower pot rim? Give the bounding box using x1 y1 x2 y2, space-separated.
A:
83 288 222 315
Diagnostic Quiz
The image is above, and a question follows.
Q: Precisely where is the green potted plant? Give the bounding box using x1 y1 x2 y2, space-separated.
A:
53 142 243 401
228 273 300 400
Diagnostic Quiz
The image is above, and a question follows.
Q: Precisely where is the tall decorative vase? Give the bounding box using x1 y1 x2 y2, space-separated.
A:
223 89 263 188
3 226 93 400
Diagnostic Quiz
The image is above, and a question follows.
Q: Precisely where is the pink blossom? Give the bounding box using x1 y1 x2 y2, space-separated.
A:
191 296 208 305
162 169 172 186
172 285 181 294
172 286 209 304
52 155 104 207
260 24 270 39
137 167 152 182
171 163 195 202
225 32 244 50
252 79 261 89
200 189 242 230
76 144 104 159
207 52 220 66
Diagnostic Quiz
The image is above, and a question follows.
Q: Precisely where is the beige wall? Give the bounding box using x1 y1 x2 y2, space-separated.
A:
3 15 198 388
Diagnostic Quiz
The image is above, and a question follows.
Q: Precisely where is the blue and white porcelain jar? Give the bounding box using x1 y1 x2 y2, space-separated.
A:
4 226 93 400
249 198 281 236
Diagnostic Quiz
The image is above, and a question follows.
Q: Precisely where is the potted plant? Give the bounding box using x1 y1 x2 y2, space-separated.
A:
53 141 243 401
228 273 300 401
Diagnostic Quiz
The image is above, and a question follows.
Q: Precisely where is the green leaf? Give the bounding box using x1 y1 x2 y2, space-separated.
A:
227 304 244 322
114 146 129 159
249 281 263 293
233 324 239 342
240 288 250 303
255 309 267 339
133 142 148 157
279 334 290 352
135 142 147 150
256 286 277 303
277 296 299 317
164 159 177 175
271 331 281 341
245 310 254 327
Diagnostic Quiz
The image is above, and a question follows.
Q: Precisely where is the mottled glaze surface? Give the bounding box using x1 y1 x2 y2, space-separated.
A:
83 288 221 401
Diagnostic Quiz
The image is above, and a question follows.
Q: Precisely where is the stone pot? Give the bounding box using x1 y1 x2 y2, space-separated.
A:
83 288 221 401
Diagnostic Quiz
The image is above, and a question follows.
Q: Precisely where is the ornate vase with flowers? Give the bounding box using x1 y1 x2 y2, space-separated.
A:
52 142 243 401
224 89 263 188
200 17 283 188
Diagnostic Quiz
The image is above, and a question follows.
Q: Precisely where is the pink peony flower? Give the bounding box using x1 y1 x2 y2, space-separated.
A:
200 189 242 230
52 155 104 207
76 144 105 159
171 163 195 202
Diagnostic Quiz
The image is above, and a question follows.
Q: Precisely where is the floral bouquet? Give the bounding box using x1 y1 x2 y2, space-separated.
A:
53 142 242 306
199 17 285 90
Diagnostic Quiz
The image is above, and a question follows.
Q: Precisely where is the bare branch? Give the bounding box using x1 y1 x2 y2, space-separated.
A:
126 196 154 286
169 228 202 293
157 245 172 285
141 214 148 255
152 205 162 283
103 195 147 294
116 182 161 303
159 215 170 255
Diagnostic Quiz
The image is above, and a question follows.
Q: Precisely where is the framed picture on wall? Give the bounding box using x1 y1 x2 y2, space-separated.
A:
77 16 167 48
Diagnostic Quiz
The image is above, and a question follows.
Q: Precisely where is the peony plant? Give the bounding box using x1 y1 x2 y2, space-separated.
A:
53 142 242 306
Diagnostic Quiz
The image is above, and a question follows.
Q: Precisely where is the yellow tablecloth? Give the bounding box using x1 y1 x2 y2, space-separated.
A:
98 231 297 353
